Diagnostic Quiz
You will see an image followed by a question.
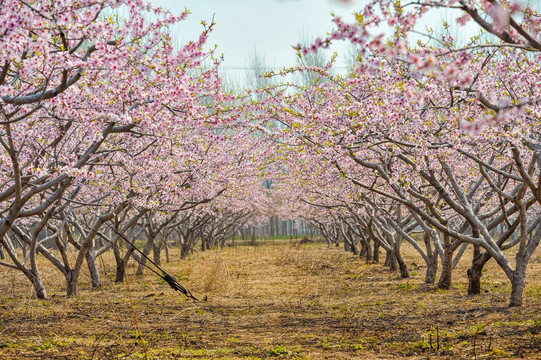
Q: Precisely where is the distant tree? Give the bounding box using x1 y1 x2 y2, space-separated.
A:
245 46 274 92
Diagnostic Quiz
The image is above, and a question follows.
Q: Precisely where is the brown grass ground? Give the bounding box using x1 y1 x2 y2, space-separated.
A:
0 239 540 360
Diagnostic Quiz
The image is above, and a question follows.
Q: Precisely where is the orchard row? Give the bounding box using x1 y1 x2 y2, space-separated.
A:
0 0 540 307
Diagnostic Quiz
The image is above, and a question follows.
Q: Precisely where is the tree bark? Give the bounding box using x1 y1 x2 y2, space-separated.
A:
385 249 398 271
510 261 527 307
153 236 162 266
373 241 380 263
26 269 47 299
467 245 483 295
438 234 453 290
113 238 123 283
438 252 453 290
423 232 437 285
164 239 170 263
359 240 367 257
66 270 77 297
136 234 155 275
394 237 409 278
425 251 438 285
364 235 373 262
86 247 101 289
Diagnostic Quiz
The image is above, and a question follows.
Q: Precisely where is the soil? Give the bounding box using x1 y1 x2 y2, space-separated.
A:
0 240 540 359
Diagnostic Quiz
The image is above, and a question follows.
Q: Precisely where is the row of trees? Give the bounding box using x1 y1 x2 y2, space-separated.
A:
0 0 282 298
1 0 540 308
258 0 541 307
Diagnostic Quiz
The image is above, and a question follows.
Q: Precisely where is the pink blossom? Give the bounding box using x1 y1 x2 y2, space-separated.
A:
443 65 459 81
458 72 474 86
456 14 472 26
486 1 510 32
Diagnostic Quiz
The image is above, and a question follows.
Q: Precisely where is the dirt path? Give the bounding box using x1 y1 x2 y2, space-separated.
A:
1 241 540 359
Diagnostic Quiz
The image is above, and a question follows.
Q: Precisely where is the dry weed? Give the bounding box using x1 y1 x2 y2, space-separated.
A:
0 241 539 360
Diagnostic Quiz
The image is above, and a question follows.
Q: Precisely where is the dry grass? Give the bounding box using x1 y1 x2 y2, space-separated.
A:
0 240 540 359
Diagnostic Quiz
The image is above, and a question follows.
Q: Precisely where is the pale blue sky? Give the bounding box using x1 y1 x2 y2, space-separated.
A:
147 0 489 88
150 0 358 71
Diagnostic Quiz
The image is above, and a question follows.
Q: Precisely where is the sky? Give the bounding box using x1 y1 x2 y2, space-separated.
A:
147 0 485 88
149 0 359 73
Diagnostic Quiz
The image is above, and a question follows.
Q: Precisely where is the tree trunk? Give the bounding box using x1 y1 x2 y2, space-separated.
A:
393 205 408 278
394 238 409 278
438 235 453 290
115 245 136 283
86 248 101 289
509 261 527 307
348 230 359 255
508 201 536 307
359 239 367 257
385 249 398 271
373 241 380 263
67 206 123 296
153 237 162 266
423 232 437 285
364 237 373 262
66 270 77 297
21 240 28 261
425 251 438 285
164 240 170 263
201 232 206 252
115 259 126 283
467 245 483 295
438 252 453 290
113 239 123 283
26 269 47 299
351 242 359 255
136 235 155 275
181 243 189 259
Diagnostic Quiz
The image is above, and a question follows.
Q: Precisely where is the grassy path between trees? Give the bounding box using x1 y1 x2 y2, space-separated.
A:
0 240 540 359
